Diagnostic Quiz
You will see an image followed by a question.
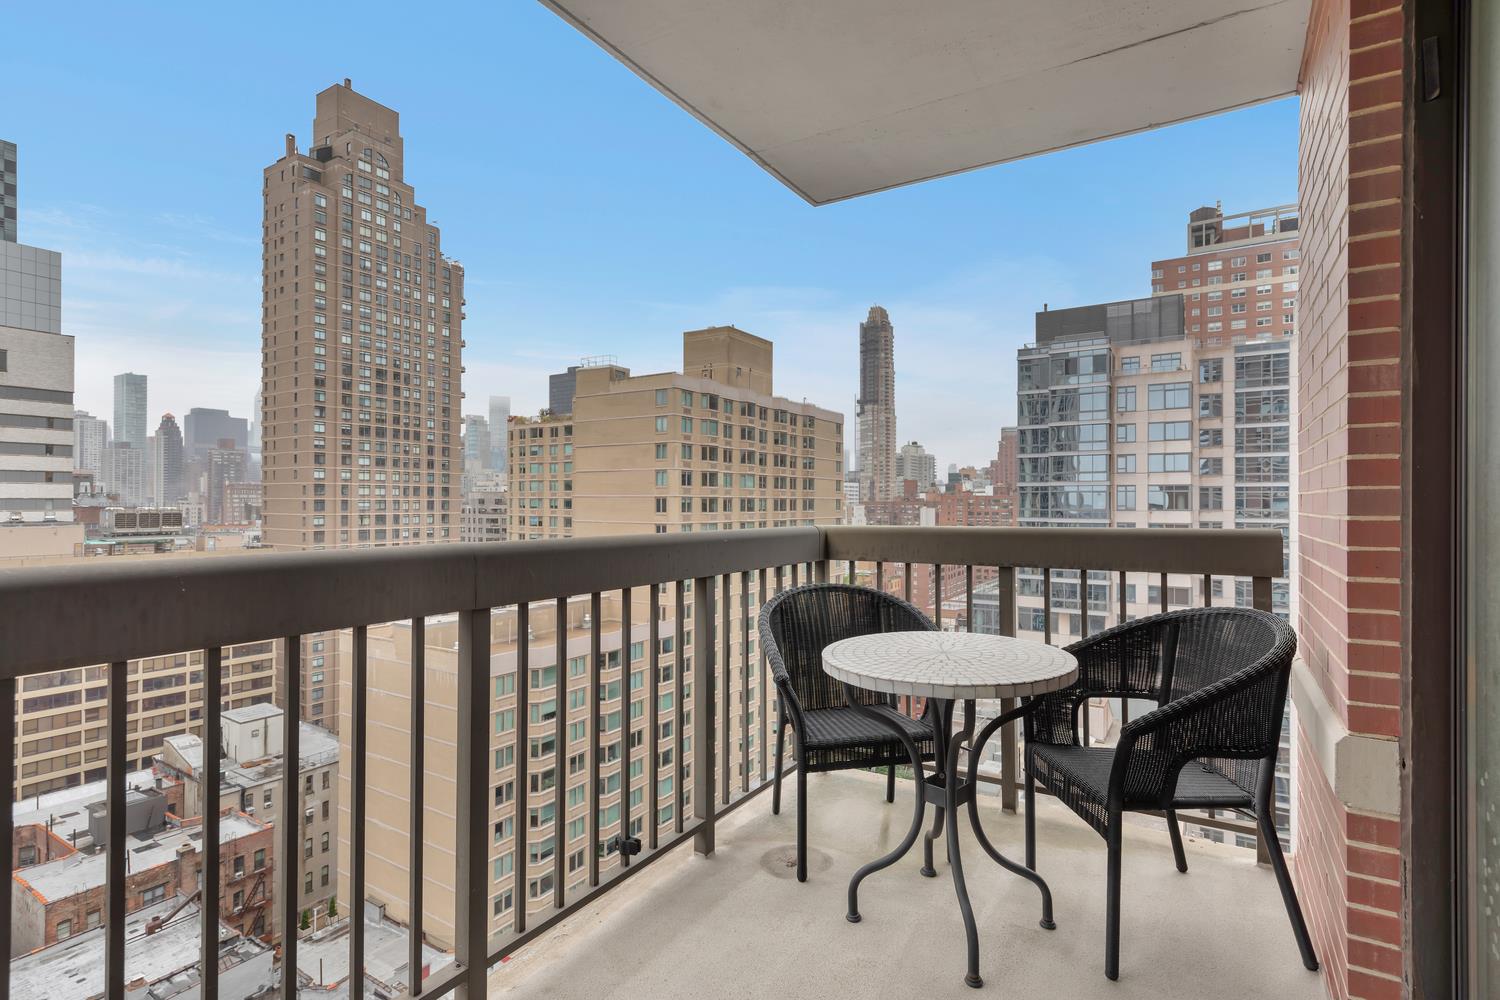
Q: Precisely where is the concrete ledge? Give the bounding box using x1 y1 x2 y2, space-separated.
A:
1290 657 1400 817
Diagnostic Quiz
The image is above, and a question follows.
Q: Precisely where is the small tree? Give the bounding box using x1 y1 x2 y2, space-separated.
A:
327 897 338 919
300 909 311 931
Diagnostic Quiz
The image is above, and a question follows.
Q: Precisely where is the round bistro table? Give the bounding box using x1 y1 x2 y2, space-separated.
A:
822 630 1079 989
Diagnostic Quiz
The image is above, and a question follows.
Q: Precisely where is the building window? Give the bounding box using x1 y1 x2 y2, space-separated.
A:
1199 486 1224 510
1115 454 1136 474
1150 353 1182 372
1115 424 1137 443
1147 453 1190 473
1119 356 1140 374
1115 486 1136 511
1147 382 1190 410
1148 485 1191 511
1148 421 1191 442
1198 393 1223 417
1115 386 1136 412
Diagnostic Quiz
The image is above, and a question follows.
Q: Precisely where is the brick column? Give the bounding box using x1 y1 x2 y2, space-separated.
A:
1293 0 1406 997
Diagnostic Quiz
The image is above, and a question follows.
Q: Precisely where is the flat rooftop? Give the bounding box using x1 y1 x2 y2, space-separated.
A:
12 767 157 845
298 905 454 995
16 812 264 903
493 769 1324 999
10 897 267 1000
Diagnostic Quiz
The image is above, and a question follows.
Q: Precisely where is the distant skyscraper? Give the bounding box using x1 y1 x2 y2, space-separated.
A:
113 372 148 450
206 440 248 524
857 305 897 502
463 414 491 472
549 366 581 415
249 389 263 455
152 413 185 504
102 441 146 506
895 441 937 491
262 80 464 548
1 139 15 242
73 411 108 478
0 140 73 526
184 407 248 462
488 395 510 473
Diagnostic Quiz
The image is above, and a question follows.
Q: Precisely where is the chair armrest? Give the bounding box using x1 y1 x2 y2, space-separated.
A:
1109 663 1285 805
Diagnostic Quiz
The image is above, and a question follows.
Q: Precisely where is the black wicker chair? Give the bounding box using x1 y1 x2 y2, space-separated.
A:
759 583 939 882
1022 607 1319 980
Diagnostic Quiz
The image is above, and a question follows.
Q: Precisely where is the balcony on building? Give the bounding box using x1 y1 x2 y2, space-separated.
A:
1 1 1466 999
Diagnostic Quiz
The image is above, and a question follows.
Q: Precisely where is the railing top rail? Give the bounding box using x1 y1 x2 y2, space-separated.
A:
0 528 822 678
0 525 1281 678
820 525 1284 579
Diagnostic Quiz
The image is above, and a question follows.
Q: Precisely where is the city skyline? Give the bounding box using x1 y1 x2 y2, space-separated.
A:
4 5 1297 466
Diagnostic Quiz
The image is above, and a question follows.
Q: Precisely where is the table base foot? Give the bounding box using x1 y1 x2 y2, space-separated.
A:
965 974 984 989
846 912 862 924
1039 918 1057 931
919 865 937 878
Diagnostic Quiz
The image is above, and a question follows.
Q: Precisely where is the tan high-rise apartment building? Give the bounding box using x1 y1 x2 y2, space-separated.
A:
857 305 897 502
261 81 464 550
508 327 845 539
13 638 278 800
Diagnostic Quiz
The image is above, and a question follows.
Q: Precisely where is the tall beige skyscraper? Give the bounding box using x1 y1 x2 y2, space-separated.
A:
261 81 464 549
857 305 897 502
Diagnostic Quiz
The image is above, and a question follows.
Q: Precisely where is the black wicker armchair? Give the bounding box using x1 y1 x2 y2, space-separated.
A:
759 583 939 882
1023 607 1319 980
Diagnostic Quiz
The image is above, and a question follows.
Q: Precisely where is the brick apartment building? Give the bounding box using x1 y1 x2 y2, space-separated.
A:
10 796 274 954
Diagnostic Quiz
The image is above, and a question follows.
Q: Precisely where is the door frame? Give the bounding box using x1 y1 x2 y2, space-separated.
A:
1403 0 1469 995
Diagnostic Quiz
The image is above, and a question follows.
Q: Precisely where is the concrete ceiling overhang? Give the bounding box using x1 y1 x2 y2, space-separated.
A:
541 0 1309 205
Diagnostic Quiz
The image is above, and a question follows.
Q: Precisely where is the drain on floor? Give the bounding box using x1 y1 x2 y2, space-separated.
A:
760 845 833 878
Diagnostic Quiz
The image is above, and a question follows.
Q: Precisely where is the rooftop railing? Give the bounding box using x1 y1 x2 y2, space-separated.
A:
0 524 1282 1000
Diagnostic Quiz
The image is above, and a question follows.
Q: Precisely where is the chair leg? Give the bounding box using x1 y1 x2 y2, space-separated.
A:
771 717 786 816
796 755 808 882
886 764 896 803
1024 755 1037 871
1105 816 1122 981
1164 808 1188 873
1258 811 1319 971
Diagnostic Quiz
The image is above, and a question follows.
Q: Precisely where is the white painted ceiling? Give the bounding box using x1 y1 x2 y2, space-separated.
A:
542 0 1309 205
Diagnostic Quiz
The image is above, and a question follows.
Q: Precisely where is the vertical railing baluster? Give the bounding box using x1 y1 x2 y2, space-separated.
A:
674 581 685 835
719 574 731 806
0 676 13 1000
740 570 751 794
202 646 223 1000
280 638 302 995
1043 568 1054 645
588 592 602 887
1203 573 1213 607
106 661 127 1000
1080 570 1091 747
903 562 912 603
1119 570 1127 625
619 588 632 868
454 609 491 1000
512 608 527 935
758 569 769 784
692 575 716 855
1252 575 1273 865
875 561 884 592
791 563 800 587
553 597 566 910
934 565 943 628
998 569 1018 812
648 584 661 851
350 626 369 1000
846 559 854 584
1160 572 1169 613
966 565 974 633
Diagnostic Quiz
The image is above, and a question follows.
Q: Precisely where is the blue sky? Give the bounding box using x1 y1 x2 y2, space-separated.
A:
6 3 1298 466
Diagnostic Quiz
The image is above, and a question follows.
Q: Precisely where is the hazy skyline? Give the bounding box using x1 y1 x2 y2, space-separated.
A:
6 3 1297 466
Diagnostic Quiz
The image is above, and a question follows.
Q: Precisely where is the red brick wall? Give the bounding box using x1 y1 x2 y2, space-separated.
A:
1294 0 1407 996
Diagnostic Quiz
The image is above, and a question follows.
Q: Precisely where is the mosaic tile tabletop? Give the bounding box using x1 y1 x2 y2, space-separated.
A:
822 630 1078 700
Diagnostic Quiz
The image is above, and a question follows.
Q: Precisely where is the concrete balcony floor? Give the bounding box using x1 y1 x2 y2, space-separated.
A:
495 769 1326 999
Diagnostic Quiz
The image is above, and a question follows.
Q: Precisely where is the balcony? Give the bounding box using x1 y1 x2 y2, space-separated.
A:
1 525 1301 1000
496 770 1322 999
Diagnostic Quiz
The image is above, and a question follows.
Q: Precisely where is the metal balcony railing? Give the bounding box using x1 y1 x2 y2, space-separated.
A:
0 524 1282 1000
